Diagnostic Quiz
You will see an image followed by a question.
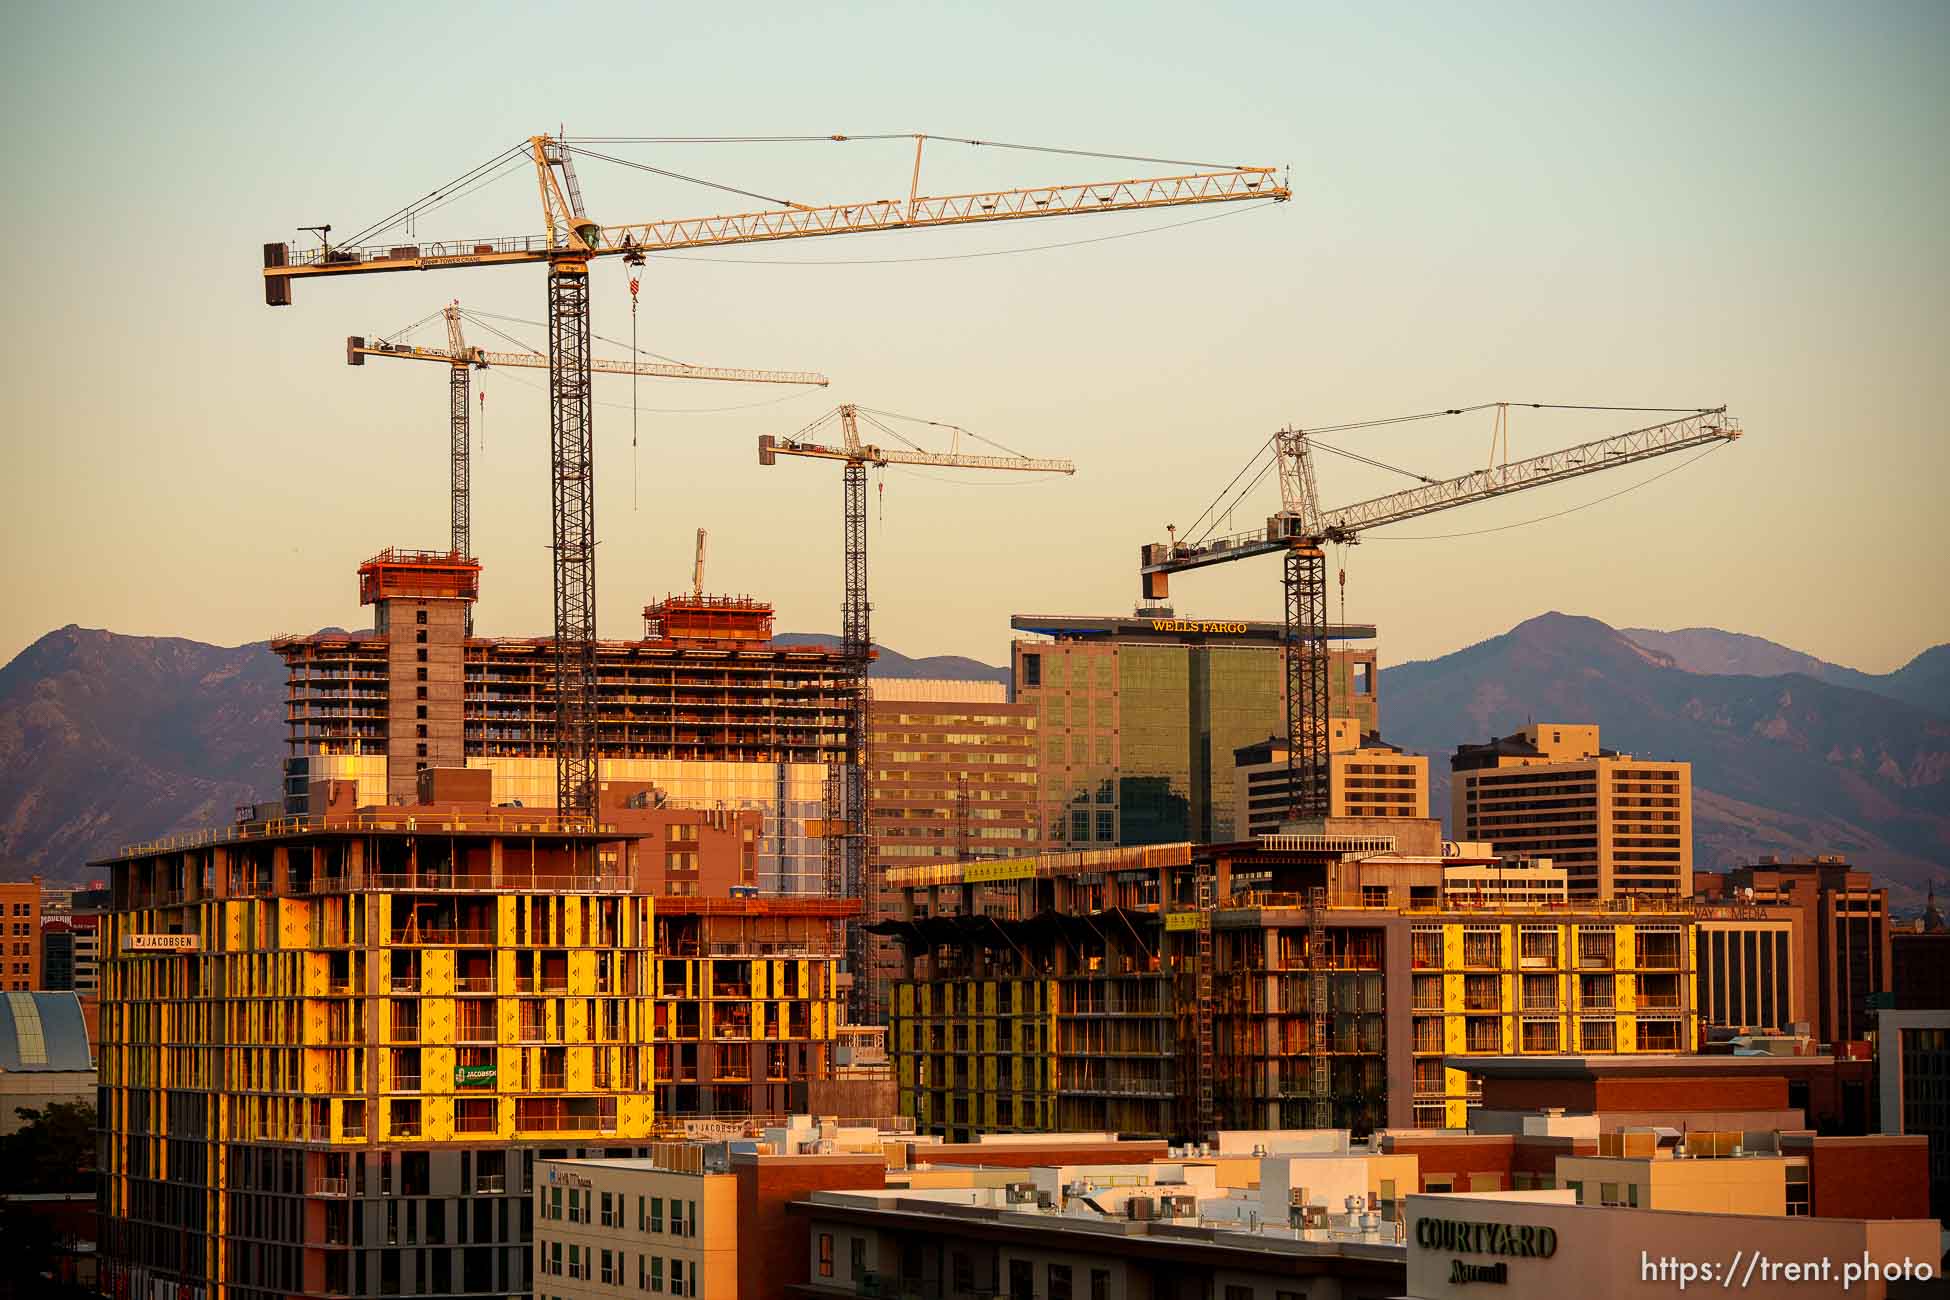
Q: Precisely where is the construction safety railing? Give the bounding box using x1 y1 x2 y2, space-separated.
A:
118 809 624 858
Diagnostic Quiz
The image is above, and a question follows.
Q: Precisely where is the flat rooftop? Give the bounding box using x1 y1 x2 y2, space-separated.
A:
1012 614 1377 645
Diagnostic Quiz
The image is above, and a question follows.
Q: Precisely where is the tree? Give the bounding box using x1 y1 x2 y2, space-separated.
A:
1 1101 96 1194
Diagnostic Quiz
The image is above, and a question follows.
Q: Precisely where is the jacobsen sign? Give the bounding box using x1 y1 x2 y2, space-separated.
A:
122 933 199 953
1415 1217 1557 1286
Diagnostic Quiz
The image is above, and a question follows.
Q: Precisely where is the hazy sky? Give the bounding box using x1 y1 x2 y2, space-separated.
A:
2 1 1944 674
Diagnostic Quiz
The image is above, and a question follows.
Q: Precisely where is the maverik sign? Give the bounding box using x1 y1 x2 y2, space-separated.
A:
1416 1216 1557 1286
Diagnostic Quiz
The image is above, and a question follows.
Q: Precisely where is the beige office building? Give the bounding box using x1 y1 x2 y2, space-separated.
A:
1451 724 1691 901
1235 719 1430 836
534 1152 734 1300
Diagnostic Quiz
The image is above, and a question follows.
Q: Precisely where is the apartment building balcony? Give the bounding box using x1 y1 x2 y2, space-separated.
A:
309 1177 351 1197
390 1074 421 1092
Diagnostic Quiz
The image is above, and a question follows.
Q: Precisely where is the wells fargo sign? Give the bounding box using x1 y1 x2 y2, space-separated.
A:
1149 619 1250 634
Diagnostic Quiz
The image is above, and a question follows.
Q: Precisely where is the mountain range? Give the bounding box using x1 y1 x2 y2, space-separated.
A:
2 617 1943 909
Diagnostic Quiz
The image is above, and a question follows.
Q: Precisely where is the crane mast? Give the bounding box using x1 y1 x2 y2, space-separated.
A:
265 131 1283 823
760 404 1075 1023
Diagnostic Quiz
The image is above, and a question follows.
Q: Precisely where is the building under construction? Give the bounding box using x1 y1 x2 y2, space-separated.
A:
879 826 1699 1143
274 550 850 894
96 778 854 1300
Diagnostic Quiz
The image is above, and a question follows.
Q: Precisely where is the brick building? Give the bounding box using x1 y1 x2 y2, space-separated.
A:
0 876 43 990
275 552 849 895
1695 856 1890 1046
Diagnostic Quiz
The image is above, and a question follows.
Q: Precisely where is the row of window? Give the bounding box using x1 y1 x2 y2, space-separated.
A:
539 1243 695 1295
538 1187 698 1239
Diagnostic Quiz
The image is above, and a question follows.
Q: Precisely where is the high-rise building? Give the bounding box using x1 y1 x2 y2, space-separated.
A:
0 876 43 990
1693 913 1803 1034
274 553 849 894
1450 724 1692 900
1233 718 1430 836
863 678 1040 1018
882 833 1698 1141
1010 613 1377 849
1875 1008 1950 1219
1695 856 1889 1046
97 783 852 1300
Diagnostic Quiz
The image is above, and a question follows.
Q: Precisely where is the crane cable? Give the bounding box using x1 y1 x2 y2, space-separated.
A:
629 266 642 511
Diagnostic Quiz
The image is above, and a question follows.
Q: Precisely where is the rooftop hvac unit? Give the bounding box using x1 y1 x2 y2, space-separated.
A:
1126 1197 1156 1220
1290 1204 1329 1229
1005 1182 1038 1205
1035 1192 1055 1209
1164 1194 1198 1218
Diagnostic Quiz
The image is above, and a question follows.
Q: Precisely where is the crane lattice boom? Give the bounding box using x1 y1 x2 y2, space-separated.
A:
1146 406 1740 577
351 338 829 387
265 161 1286 290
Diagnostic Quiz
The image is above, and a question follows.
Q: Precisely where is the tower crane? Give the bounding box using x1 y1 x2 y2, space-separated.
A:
263 132 1287 819
347 301 827 560
1142 405 1742 824
759 403 1074 1021
1140 401 1741 1134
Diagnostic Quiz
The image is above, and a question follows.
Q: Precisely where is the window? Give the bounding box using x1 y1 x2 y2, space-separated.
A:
416 609 428 625
1423 1176 1454 1192
1522 974 1558 1010
1521 1020 1560 1052
548 1242 561 1276
568 1244 582 1281
1567 1179 1584 1204
1378 1178 1399 1220
1022 653 1041 687
953 1252 975 1294
818 1234 834 1279
671 1260 688 1298
601 1192 617 1227
1581 1018 1616 1053
1009 1260 1034 1300
649 1196 663 1233
1462 929 1500 968
1224 1287 1252 1300
1412 973 1442 1010
637 1195 645 1231
1578 928 1615 967
1520 928 1557 967
1412 930 1442 968
1600 1182 1622 1207
850 1237 866 1281
650 1257 664 1292
1786 1164 1811 1216
547 1187 562 1220
1092 1270 1110 1300
601 1250 617 1285
1051 1264 1073 1300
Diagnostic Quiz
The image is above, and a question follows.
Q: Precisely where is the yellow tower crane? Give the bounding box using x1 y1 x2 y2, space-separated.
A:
262 130 1286 820
760 403 1073 1022
347 300 827 561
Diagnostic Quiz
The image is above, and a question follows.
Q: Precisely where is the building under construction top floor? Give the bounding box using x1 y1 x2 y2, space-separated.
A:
877 823 1700 1143
273 551 851 893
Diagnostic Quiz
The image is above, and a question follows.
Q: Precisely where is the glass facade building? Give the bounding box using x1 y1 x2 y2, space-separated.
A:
1011 614 1378 849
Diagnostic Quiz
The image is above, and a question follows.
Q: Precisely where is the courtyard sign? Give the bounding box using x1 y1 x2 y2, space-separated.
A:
1416 1216 1558 1259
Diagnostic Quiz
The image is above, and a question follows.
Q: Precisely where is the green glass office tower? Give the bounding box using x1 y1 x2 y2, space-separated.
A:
1011 614 1378 848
